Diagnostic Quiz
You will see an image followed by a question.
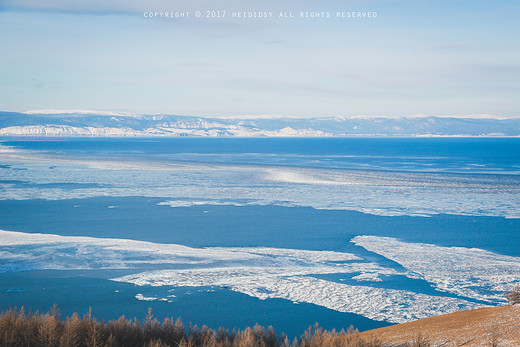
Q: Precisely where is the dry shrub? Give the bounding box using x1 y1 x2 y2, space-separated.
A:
405 333 431 347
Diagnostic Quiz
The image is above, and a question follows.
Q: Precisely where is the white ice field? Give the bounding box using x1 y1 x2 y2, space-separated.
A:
1 229 518 323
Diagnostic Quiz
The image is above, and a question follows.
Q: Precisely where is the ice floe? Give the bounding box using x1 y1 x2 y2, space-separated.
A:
135 294 159 302
2 229 513 323
219 247 362 263
352 236 520 304
0 230 261 271
115 267 482 323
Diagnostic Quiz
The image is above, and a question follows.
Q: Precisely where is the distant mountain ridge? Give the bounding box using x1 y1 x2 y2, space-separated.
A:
0 111 519 137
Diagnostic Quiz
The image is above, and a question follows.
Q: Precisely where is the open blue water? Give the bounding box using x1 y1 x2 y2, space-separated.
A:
0 137 519 336
3 137 520 174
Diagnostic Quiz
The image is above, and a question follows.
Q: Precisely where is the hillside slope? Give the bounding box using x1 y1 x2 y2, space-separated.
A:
357 305 520 346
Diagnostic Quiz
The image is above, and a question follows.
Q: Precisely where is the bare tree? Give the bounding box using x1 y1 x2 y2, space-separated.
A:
37 312 62 347
488 327 502 347
505 284 520 305
0 306 395 347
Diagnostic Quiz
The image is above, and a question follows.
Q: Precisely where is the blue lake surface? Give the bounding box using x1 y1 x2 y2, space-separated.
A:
0 137 519 335
0 198 518 256
3 137 520 173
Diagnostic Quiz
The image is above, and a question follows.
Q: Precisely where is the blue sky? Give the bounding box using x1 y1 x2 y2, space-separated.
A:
0 0 519 117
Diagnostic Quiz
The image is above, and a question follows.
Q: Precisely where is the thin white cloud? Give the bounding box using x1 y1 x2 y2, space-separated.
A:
24 109 138 117
22 109 517 120
1 0 141 14
1 0 338 14
424 42 474 50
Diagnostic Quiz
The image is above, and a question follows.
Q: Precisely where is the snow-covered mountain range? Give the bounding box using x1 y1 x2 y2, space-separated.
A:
0 111 518 137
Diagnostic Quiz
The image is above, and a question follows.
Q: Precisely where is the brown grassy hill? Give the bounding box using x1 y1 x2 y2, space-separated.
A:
357 305 520 346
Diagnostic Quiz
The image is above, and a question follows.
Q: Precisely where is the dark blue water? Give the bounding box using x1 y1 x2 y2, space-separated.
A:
0 198 518 257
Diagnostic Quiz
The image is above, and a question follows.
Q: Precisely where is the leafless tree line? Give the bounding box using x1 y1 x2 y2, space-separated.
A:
0 306 389 347
2 303 511 347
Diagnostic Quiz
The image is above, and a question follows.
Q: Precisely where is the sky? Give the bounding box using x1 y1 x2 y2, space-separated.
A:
0 0 519 118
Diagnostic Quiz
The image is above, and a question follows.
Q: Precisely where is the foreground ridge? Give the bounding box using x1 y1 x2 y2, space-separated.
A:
358 305 520 346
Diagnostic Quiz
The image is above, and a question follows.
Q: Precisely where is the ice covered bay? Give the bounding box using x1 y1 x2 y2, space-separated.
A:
3 230 518 323
1 142 519 218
